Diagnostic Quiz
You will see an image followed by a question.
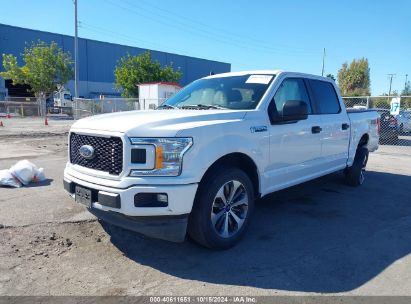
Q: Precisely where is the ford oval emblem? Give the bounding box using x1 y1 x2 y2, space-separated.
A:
79 145 95 159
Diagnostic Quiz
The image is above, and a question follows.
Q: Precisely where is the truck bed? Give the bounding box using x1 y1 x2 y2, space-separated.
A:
347 108 379 154
346 108 377 113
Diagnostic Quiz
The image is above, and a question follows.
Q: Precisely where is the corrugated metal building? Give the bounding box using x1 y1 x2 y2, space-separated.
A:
0 23 231 98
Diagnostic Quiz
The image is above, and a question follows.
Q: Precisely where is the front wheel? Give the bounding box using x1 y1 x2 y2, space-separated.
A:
188 167 254 249
344 147 369 187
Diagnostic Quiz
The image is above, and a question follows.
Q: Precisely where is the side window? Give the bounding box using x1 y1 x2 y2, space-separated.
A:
309 79 341 114
273 78 312 114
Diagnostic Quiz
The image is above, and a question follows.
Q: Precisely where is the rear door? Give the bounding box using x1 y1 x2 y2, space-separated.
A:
307 79 350 171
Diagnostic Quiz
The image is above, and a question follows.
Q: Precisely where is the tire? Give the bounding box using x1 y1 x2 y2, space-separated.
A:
344 147 369 187
188 167 254 249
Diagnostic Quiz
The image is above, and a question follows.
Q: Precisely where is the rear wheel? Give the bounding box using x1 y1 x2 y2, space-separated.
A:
188 167 254 249
344 147 369 187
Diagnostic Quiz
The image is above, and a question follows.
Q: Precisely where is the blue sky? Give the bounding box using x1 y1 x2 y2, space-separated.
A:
0 0 410 95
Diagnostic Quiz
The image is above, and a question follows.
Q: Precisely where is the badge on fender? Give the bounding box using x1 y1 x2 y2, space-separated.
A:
250 126 268 133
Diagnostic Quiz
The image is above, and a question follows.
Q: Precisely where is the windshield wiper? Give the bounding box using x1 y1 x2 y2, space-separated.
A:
181 104 228 110
157 104 178 109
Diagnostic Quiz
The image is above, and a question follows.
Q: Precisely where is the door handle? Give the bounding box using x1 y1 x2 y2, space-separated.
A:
311 126 322 134
342 123 350 130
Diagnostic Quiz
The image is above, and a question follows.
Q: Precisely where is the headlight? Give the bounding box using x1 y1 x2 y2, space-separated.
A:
129 138 193 176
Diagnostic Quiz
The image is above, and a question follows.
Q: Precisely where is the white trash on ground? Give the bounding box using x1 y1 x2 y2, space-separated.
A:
0 169 22 188
0 160 46 188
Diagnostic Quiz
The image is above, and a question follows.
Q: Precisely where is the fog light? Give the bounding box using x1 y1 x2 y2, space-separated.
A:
157 193 168 203
134 193 168 207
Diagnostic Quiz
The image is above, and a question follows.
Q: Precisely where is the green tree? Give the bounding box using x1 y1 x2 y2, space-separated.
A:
114 51 182 97
401 81 411 109
326 74 335 81
0 40 73 98
337 58 371 96
374 89 411 109
371 98 390 109
402 81 411 96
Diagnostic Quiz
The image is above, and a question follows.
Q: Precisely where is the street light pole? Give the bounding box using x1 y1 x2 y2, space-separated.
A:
321 48 326 76
74 0 79 98
387 74 396 96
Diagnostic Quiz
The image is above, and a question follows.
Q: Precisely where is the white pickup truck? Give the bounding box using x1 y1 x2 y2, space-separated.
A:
64 70 379 249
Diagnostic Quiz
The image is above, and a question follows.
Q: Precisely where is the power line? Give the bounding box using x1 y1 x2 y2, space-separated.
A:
102 0 318 57
80 23 271 70
81 23 183 54
123 0 318 54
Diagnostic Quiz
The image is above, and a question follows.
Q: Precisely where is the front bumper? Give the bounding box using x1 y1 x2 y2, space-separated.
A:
63 169 198 242
89 209 189 242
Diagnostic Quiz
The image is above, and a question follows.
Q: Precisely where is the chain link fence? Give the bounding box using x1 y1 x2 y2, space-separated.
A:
0 97 41 117
0 97 167 119
72 98 169 119
343 96 411 146
72 98 141 119
2 94 410 147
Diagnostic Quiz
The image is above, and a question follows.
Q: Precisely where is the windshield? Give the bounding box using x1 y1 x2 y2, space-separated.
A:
161 74 275 110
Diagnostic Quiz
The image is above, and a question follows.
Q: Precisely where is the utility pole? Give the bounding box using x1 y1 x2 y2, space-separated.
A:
405 74 409 91
74 0 79 98
387 74 396 96
321 48 326 76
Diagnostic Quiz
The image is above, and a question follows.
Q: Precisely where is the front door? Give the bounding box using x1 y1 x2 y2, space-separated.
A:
265 78 322 193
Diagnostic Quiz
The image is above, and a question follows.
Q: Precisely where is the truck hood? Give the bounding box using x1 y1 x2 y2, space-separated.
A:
71 110 247 137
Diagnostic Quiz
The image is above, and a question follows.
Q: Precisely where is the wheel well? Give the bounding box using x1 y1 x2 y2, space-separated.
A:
200 153 260 198
358 134 369 147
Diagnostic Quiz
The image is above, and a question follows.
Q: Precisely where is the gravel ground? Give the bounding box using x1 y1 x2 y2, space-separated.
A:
0 120 411 296
0 117 72 138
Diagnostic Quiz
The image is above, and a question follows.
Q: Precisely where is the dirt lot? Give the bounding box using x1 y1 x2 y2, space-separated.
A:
1 118 411 296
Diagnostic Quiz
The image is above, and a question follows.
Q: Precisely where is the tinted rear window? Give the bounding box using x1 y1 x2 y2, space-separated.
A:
309 79 341 114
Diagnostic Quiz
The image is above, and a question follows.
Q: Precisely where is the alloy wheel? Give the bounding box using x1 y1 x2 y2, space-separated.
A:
359 154 368 185
210 180 249 238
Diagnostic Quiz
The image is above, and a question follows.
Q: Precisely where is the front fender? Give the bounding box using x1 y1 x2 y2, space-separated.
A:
177 120 269 188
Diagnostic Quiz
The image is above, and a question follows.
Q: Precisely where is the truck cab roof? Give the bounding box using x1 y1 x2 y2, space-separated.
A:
204 70 334 83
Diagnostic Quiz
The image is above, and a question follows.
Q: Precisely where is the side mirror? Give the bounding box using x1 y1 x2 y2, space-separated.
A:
269 100 308 124
282 100 308 121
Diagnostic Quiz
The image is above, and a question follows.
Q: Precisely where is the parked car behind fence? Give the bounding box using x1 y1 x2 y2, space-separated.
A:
375 108 399 144
397 110 411 133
